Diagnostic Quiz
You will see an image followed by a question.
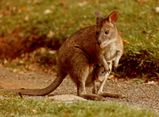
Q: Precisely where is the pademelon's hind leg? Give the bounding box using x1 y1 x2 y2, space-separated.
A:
68 48 105 101
68 49 90 96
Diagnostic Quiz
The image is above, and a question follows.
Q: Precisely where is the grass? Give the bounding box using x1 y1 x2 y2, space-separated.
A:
0 97 157 117
0 1 159 76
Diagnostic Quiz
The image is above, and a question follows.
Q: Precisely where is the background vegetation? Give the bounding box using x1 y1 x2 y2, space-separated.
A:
0 0 159 74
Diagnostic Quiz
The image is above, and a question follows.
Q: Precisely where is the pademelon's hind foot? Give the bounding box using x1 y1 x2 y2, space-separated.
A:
80 94 106 101
99 92 125 98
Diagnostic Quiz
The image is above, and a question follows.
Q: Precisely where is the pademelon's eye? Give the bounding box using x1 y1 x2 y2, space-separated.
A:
104 30 109 35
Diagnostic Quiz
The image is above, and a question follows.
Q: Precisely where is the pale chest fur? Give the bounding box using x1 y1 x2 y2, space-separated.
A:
103 40 122 61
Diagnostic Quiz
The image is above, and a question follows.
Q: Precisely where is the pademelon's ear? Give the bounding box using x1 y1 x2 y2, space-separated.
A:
106 10 119 23
95 11 104 31
95 11 103 26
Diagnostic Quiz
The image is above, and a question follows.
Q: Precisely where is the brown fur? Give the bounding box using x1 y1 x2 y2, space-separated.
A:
7 11 123 100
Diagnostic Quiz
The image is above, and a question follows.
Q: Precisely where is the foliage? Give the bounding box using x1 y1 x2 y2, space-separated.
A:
118 50 159 78
0 0 159 77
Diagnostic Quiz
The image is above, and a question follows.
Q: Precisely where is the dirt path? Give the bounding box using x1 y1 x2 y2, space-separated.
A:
0 66 159 113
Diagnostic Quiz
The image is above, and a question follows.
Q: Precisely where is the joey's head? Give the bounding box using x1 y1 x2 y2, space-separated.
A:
96 11 119 48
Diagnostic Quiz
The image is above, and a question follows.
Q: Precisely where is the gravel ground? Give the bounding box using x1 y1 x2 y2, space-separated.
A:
0 66 159 113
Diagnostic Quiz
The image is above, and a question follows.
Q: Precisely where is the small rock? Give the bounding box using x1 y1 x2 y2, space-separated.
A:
49 94 87 102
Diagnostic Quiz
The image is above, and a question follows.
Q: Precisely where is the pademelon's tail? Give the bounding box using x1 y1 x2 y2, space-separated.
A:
9 76 64 96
